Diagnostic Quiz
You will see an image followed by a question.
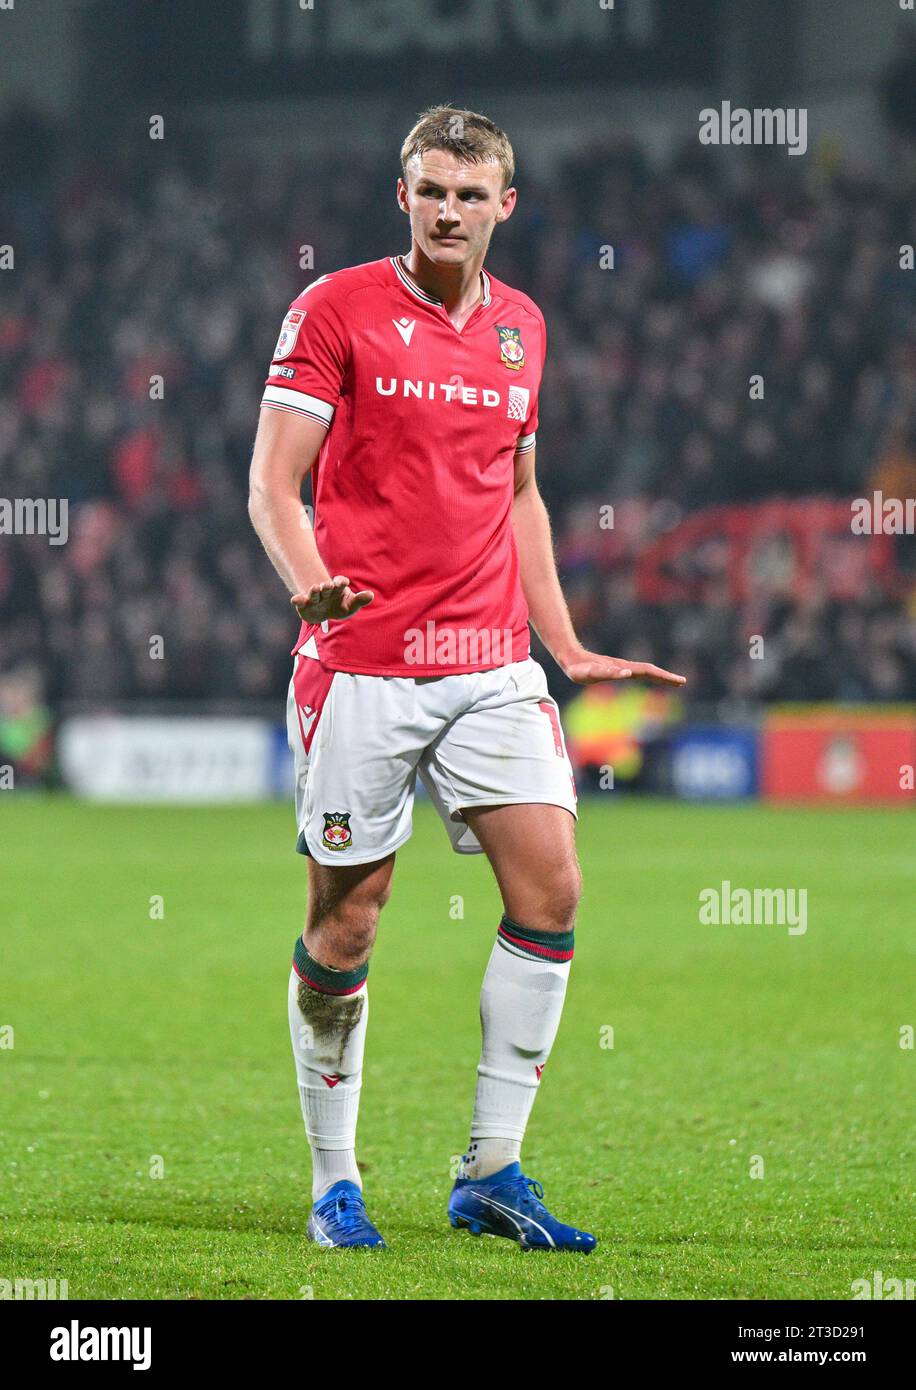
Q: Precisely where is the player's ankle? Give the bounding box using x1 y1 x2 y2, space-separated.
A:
312 1148 362 1201
462 1137 521 1180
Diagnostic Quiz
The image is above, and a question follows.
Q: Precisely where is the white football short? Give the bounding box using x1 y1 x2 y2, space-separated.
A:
285 651 578 866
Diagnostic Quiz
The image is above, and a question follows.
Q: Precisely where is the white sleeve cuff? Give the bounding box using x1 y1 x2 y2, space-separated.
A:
261 385 335 428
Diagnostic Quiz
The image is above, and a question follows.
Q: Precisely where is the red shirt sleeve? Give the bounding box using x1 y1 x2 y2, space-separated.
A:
261 274 350 430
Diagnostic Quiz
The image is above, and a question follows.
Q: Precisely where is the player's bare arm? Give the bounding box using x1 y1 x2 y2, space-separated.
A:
511 447 686 687
248 406 374 623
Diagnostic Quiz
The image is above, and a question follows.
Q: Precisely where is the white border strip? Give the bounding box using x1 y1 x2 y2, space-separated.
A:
261 386 335 426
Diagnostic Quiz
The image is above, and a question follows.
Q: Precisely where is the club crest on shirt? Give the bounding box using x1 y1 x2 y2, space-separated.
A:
274 309 307 361
495 325 525 371
322 812 353 851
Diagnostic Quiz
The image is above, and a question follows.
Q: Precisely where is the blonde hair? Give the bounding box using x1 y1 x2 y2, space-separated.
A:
400 105 515 195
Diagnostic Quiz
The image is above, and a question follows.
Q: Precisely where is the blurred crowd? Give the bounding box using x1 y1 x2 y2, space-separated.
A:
0 109 914 751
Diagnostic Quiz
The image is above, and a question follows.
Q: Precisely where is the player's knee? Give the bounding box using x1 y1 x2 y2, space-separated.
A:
340 871 391 928
509 859 581 935
313 908 377 965
310 879 388 963
546 861 582 933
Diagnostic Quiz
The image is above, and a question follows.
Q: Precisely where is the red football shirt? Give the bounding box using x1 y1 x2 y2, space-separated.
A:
261 254 544 675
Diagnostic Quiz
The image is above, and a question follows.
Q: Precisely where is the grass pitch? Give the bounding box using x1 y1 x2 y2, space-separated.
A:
1 794 913 1300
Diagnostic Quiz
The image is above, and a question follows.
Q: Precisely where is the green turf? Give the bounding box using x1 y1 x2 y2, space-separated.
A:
1 794 913 1300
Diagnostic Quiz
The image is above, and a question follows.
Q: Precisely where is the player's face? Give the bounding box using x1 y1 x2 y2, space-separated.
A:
398 150 515 265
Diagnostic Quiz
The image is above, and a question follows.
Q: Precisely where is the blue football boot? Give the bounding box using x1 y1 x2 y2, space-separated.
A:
448 1161 597 1252
306 1180 387 1248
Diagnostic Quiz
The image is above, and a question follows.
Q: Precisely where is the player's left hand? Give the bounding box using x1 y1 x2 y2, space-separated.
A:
559 649 687 686
291 575 375 623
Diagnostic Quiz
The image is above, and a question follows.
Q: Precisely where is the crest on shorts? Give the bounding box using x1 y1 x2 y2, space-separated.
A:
495 325 525 371
322 812 352 851
273 309 306 361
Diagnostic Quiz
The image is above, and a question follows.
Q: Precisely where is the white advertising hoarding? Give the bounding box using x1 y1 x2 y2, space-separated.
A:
59 717 282 802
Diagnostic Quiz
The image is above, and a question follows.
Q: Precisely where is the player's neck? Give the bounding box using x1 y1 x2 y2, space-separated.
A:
402 246 483 314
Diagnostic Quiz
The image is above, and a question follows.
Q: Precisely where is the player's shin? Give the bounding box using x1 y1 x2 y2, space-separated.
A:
288 936 369 1201
462 914 573 1180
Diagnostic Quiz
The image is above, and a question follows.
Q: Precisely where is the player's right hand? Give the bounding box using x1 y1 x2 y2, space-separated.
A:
291 575 374 623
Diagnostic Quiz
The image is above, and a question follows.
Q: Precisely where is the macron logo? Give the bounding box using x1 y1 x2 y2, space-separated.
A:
393 317 417 347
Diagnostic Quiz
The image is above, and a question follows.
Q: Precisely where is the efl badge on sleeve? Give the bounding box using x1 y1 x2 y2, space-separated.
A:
274 309 307 361
322 812 353 851
495 325 525 371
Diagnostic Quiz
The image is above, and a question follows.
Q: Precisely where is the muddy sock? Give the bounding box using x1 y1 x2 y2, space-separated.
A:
288 937 369 1202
